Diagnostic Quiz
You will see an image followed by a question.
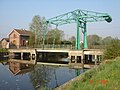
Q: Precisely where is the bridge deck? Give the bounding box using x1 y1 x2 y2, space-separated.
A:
36 49 69 53
9 48 103 55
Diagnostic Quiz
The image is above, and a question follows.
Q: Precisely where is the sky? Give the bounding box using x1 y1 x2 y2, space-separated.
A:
0 0 120 40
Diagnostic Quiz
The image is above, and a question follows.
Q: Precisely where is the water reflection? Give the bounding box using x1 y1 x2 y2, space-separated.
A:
9 61 34 76
0 60 34 90
0 59 87 89
29 65 86 89
29 65 54 89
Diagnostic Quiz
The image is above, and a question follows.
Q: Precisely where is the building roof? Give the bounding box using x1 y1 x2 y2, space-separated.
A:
9 29 31 36
1 38 9 42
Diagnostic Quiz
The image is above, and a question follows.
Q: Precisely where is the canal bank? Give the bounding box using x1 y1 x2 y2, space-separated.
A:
55 57 120 90
55 65 95 90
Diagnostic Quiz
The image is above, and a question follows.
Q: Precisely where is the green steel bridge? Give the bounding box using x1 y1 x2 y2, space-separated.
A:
42 9 112 50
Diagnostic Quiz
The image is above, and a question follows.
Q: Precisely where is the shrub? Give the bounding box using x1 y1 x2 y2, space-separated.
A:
103 38 120 59
0 48 8 52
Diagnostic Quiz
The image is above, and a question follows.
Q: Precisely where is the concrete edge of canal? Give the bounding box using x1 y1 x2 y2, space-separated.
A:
37 62 68 67
37 62 95 69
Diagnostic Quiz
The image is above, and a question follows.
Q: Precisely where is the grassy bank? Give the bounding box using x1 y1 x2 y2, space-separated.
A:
57 57 120 90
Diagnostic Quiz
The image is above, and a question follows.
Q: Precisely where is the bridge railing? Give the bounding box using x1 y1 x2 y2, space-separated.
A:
44 44 73 49
9 44 75 49
9 44 105 49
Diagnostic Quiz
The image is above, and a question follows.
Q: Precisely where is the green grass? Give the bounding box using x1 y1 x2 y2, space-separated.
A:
0 48 8 52
67 57 120 90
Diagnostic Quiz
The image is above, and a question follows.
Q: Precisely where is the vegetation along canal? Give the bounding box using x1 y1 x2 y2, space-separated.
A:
0 53 87 90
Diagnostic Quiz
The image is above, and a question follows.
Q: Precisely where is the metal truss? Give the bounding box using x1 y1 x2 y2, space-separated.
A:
42 9 112 49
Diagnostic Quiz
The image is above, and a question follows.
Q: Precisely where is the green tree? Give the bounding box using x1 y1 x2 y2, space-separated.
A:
29 32 35 47
103 38 120 59
87 34 102 48
46 29 64 44
69 36 76 46
29 15 46 47
102 36 113 45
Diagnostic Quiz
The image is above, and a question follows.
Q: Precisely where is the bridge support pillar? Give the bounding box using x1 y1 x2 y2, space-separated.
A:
75 56 77 63
95 55 97 66
21 52 23 60
68 50 84 68
81 53 84 68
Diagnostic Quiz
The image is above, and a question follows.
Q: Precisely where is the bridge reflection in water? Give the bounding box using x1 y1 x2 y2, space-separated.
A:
0 58 87 90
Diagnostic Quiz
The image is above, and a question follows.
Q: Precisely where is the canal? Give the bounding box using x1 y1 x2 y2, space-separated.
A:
0 54 87 90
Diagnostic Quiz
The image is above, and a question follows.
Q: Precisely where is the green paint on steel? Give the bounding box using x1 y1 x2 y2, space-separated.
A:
43 9 112 50
76 69 80 76
75 20 80 49
83 22 88 49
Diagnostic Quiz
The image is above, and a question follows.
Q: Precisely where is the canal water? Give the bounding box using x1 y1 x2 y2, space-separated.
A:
0 55 87 90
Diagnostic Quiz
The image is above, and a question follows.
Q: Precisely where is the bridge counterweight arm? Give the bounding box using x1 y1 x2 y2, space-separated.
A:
45 9 112 50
